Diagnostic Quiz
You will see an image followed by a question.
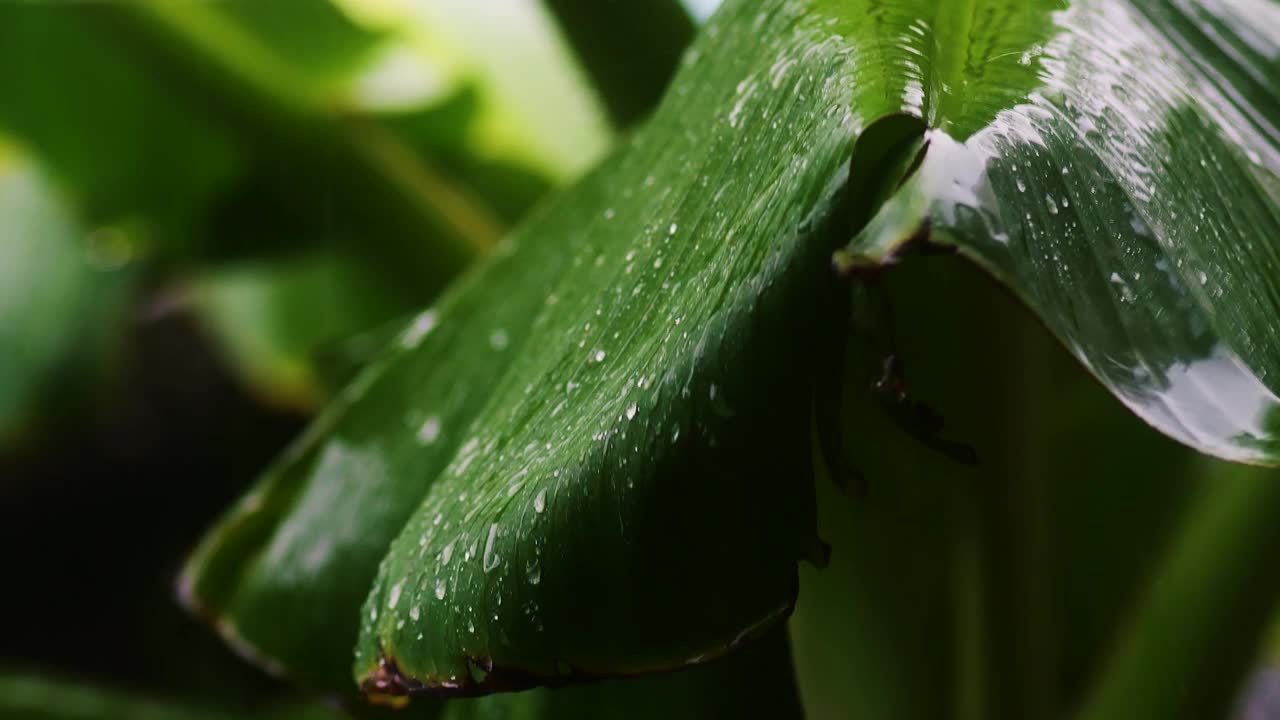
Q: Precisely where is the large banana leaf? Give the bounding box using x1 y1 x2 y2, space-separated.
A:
183 0 1280 708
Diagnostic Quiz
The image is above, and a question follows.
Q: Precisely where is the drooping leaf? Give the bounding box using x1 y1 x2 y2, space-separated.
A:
842 0 1280 464
184 0 1280 706
0 141 132 446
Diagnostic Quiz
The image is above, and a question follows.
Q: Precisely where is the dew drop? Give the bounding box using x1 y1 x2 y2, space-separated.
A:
483 523 500 573
410 605 420 621
435 577 447 600
534 489 547 514
592 349 606 363
417 416 441 445
489 329 509 350
388 581 403 609
668 223 678 235
625 404 638 420
526 558 542 585
441 541 454 566
401 310 438 349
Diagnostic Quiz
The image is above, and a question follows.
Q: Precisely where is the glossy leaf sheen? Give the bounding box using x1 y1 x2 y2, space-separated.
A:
184 0 1280 703
843 0 1280 463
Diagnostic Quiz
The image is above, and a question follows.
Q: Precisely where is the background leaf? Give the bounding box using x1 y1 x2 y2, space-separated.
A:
0 141 132 446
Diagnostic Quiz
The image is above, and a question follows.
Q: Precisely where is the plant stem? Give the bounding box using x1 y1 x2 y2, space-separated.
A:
1078 463 1280 720
89 0 503 300
968 276 1059 720
542 0 695 128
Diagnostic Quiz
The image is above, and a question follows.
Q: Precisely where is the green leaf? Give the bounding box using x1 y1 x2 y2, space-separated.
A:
0 141 132 445
440 628 802 719
184 0 1280 705
842 0 1280 464
189 253 407 410
0 5 242 251
1078 463 1280 720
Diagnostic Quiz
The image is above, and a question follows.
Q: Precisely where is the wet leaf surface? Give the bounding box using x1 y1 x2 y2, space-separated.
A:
183 0 1280 706
844 0 1280 463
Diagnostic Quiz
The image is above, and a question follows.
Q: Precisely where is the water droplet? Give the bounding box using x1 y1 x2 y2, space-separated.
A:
534 489 547 513
410 605 420 621
489 329 509 350
603 208 616 220
388 581 403 609
1045 195 1059 215
435 577 447 600
401 310 438 349
671 424 681 443
592 349 606 363
1198 271 1208 285
1016 178 1027 193
653 257 664 269
526 559 542 585
483 523 500 573
441 541 454 566
625 404 638 420
417 416 441 445
668 223 678 235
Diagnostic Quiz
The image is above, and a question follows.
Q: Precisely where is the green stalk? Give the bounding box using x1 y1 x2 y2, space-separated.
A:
542 0 694 128
1078 462 1280 720
89 0 503 299
970 280 1060 720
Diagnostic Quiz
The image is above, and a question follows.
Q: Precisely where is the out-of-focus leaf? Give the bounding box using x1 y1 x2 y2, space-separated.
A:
338 0 611 182
0 673 342 720
184 0 1280 706
791 257 1207 720
843 0 1280 464
0 6 241 252
190 254 406 411
1079 463 1280 720
0 142 132 446
541 0 694 127
441 628 802 720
